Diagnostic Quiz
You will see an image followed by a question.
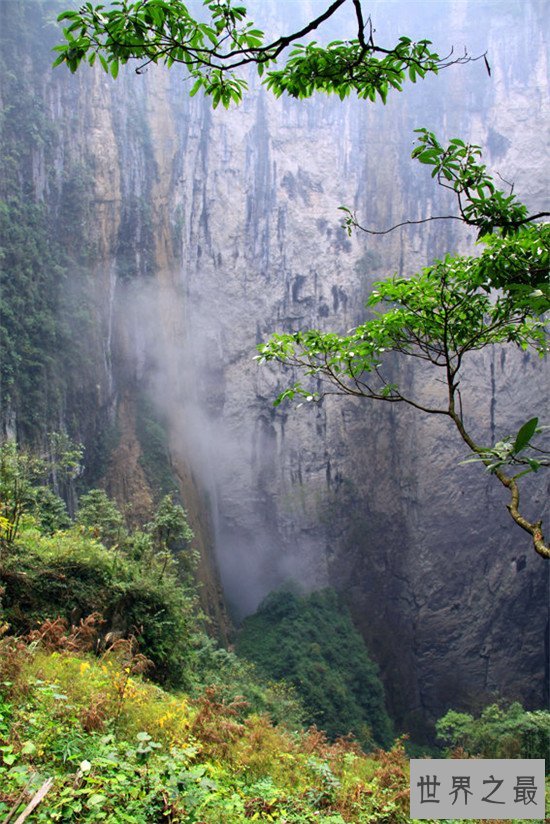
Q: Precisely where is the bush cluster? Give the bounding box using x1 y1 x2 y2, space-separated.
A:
237 588 394 749
1 443 548 821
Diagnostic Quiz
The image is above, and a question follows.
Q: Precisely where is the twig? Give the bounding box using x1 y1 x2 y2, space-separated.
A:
345 213 464 235
345 210 549 236
9 779 54 824
0 781 33 824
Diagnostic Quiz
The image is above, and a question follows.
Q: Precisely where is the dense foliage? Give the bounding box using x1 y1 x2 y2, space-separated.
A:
52 0 478 108
0 441 194 687
0 2 96 443
0 628 547 822
436 702 550 762
237 588 393 750
0 2 165 484
1 513 197 689
1 441 549 821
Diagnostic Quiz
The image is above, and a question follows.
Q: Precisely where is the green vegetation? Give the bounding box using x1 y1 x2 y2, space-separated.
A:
53 0 477 108
136 393 177 500
436 702 550 762
0 441 197 686
237 588 393 750
0 438 82 551
258 133 550 558
0 2 164 480
0 628 410 823
1 447 549 821
2 3 548 819
0 630 547 822
1 517 197 689
0 1 96 444
76 489 127 549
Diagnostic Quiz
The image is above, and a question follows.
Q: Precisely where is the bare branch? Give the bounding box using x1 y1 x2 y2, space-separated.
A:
344 212 464 235
352 0 367 50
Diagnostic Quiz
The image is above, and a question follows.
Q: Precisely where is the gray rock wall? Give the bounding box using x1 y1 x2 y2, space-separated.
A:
145 0 549 735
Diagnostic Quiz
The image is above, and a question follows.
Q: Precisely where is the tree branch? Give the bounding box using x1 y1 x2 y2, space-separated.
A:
342 211 464 236
263 0 348 58
448 407 550 558
352 0 367 50
344 210 550 237
498 473 550 559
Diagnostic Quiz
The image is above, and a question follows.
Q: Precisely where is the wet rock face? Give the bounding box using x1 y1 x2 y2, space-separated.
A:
5 0 548 736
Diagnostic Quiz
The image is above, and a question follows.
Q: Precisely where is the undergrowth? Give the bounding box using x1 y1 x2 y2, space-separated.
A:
0 621 547 823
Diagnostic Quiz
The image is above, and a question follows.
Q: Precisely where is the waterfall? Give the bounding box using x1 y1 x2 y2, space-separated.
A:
105 262 118 413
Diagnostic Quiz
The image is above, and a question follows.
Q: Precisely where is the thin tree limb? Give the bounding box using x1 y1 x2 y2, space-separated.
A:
8 779 54 824
346 210 550 236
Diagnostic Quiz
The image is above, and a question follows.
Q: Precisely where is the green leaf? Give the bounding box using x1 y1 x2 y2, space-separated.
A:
57 10 79 21
87 793 108 806
189 77 203 97
513 417 538 453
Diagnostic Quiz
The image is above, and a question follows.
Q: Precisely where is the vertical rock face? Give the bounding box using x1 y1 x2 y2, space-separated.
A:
1 0 547 735
151 0 549 736
0 0 229 633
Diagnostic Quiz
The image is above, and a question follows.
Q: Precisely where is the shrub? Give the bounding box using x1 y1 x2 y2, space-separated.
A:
1 522 196 687
436 701 550 761
237 588 393 749
191 631 305 730
76 489 127 548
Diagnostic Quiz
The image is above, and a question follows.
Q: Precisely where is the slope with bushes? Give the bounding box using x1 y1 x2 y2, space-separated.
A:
237 588 393 749
0 442 548 821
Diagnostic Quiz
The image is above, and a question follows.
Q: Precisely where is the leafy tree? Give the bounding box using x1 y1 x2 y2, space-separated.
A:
0 436 82 551
30 486 71 534
237 587 393 749
53 0 480 107
146 494 198 582
0 450 199 686
45 431 84 491
257 133 550 558
0 441 45 551
436 702 550 762
147 494 194 553
77 488 127 549
342 130 549 300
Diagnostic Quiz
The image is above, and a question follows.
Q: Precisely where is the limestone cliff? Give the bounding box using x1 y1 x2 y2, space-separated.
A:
0 0 229 637
146 0 549 735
